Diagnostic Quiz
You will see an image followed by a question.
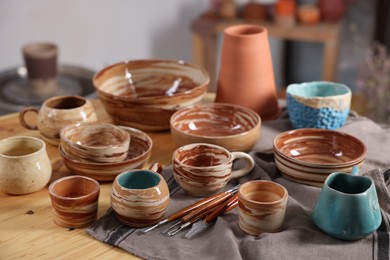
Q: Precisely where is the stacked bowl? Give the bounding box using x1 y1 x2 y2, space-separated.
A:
273 128 366 187
59 122 152 181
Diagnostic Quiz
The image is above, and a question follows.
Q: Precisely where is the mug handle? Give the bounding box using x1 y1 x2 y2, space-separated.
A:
149 163 163 174
19 107 39 130
230 152 255 179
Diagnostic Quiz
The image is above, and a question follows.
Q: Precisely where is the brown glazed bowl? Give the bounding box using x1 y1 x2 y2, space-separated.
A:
273 128 366 187
93 59 210 131
170 103 261 152
59 126 152 181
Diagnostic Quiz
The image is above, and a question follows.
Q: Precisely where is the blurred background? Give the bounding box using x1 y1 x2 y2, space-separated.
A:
0 0 389 122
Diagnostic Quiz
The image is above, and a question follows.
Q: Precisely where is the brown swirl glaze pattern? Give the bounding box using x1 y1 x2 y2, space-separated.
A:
60 122 130 163
19 95 98 145
93 60 209 131
173 143 254 197
170 103 261 152
49 175 100 228
59 126 152 181
110 165 170 227
238 180 288 235
273 128 366 187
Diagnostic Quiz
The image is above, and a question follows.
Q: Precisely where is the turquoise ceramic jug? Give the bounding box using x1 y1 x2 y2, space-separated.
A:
312 167 382 240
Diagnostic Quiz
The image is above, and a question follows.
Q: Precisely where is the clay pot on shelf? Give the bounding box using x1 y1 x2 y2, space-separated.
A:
244 2 268 21
215 24 280 121
275 0 297 27
318 0 348 22
219 0 237 20
297 5 320 25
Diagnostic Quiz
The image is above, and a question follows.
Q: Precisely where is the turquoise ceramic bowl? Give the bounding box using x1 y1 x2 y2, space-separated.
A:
312 170 382 240
286 81 351 130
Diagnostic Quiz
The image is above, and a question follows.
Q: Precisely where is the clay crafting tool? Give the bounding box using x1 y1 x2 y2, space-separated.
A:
163 189 237 235
185 193 239 239
140 185 239 234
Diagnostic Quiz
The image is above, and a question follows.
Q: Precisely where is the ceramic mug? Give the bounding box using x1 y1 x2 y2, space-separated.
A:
238 180 288 235
19 95 98 145
110 163 170 227
0 136 52 195
312 168 382 240
49 175 100 228
173 143 255 197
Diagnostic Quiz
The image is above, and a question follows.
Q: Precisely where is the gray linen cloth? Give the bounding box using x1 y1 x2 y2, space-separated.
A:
86 112 390 260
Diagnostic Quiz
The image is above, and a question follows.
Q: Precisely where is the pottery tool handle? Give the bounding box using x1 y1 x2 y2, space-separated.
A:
181 191 234 223
166 190 233 222
204 193 238 224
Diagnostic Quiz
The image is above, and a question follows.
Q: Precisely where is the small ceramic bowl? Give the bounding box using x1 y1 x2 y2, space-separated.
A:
170 103 261 152
273 128 366 187
59 126 152 181
93 59 210 131
286 81 351 130
60 122 130 163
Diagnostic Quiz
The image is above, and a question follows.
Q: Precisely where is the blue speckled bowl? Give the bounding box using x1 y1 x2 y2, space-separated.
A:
286 81 351 129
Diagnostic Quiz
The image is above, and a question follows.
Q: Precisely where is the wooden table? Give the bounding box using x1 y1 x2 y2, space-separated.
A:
192 14 342 91
0 99 181 259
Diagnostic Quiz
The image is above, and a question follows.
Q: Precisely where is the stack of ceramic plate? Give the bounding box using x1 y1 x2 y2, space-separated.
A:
273 128 366 187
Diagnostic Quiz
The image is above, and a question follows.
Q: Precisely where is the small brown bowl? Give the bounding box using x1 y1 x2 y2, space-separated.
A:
59 126 152 181
170 103 261 152
60 122 130 163
93 59 210 131
273 128 366 186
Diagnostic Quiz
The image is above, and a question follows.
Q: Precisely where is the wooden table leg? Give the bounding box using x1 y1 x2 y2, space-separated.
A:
322 37 340 81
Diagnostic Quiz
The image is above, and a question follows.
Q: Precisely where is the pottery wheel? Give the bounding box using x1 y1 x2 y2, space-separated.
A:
0 64 96 114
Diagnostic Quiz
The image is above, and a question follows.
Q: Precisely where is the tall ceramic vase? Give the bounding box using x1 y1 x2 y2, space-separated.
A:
215 24 280 120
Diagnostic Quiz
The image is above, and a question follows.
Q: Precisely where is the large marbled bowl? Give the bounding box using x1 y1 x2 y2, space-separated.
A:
273 128 366 187
93 59 209 131
59 126 152 181
170 103 261 152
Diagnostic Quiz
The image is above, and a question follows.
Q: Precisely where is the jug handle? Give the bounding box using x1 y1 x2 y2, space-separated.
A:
149 163 163 175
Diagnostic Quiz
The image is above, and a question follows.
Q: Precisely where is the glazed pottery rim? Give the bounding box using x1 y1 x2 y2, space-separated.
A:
286 81 351 99
59 126 153 166
324 171 373 196
48 175 100 200
239 180 288 205
273 128 367 167
170 103 261 139
44 95 88 110
115 170 162 191
60 122 130 151
173 142 232 169
0 136 45 158
93 59 210 101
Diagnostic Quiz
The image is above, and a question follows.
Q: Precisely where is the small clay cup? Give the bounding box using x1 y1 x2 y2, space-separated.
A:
0 136 52 195
19 95 98 145
173 143 255 197
22 42 58 96
110 163 170 227
238 180 288 235
60 122 130 163
48 175 100 228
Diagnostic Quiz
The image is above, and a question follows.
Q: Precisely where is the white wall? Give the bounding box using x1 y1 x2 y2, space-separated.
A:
0 0 209 72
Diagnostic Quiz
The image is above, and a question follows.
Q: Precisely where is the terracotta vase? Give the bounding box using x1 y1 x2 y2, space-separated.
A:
215 24 280 120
